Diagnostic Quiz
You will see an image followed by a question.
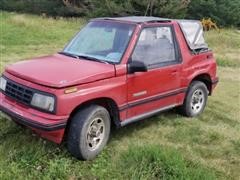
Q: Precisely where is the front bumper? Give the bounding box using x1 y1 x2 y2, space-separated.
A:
0 93 68 143
0 105 66 131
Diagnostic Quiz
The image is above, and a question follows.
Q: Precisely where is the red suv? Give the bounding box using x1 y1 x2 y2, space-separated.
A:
0 16 218 160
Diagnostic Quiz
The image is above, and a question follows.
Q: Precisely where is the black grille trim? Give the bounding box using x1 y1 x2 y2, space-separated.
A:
1 76 57 114
5 80 34 105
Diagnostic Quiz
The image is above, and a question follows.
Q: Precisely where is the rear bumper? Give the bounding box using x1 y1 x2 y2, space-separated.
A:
212 77 219 85
210 77 219 94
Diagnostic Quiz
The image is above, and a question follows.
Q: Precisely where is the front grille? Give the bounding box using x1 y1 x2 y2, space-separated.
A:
5 80 34 105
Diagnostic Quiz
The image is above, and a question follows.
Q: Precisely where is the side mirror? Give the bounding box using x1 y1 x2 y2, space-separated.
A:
128 60 147 74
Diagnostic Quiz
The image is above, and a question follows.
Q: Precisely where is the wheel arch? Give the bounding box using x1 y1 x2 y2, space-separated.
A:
190 73 212 95
65 97 121 135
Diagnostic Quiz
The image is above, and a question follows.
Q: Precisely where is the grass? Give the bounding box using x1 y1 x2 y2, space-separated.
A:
0 11 85 70
115 145 217 180
205 29 240 67
0 11 240 179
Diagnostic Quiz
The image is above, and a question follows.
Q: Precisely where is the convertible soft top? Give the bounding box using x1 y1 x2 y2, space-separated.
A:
93 16 208 51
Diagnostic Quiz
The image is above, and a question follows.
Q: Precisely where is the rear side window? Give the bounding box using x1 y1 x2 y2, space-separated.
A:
132 26 178 68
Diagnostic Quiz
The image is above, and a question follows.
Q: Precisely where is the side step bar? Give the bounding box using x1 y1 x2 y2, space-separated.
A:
120 104 177 127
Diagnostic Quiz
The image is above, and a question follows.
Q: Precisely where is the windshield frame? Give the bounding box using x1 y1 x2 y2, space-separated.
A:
61 20 137 65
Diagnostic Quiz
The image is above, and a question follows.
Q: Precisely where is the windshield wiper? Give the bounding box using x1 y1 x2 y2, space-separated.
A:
59 52 112 64
77 55 110 64
59 52 80 59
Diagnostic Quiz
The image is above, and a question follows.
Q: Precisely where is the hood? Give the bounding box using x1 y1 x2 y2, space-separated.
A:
5 54 116 88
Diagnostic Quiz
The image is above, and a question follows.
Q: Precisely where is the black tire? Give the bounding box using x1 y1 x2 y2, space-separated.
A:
179 81 208 117
67 105 111 160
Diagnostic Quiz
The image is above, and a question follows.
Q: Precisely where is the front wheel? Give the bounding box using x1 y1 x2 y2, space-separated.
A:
67 105 110 160
179 81 208 117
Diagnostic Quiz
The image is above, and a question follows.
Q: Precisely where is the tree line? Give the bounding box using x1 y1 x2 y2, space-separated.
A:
1 0 239 27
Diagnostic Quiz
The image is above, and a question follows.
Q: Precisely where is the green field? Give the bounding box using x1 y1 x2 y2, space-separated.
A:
0 11 240 180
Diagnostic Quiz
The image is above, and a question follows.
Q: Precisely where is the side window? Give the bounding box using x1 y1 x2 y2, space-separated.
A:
132 26 177 67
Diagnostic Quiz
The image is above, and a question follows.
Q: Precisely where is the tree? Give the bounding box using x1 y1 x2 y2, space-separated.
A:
62 0 190 18
187 0 240 27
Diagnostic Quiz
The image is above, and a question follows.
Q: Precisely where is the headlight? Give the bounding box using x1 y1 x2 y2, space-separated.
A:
31 93 55 112
0 77 7 91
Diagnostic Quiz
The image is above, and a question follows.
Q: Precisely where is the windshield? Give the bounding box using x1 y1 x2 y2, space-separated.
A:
62 21 135 64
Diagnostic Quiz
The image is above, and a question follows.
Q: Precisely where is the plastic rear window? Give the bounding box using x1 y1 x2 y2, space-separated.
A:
178 20 208 50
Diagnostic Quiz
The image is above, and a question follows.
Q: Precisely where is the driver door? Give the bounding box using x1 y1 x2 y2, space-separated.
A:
126 25 182 118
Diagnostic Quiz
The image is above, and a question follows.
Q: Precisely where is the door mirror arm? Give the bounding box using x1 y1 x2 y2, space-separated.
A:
127 59 148 74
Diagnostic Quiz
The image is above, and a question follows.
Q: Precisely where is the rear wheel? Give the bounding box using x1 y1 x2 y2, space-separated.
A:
180 81 208 117
67 105 110 160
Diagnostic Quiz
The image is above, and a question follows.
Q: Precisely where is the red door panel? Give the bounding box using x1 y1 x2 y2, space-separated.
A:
127 64 181 118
